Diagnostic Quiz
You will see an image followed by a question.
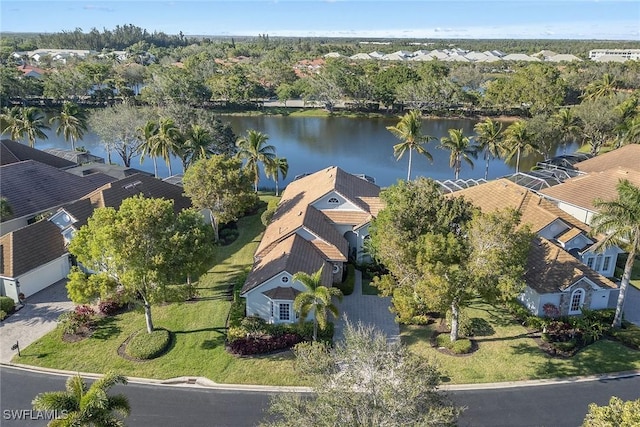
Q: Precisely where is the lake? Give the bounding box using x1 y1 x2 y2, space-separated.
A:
35 115 576 188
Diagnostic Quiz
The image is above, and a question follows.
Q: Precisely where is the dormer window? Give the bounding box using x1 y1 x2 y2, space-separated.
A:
328 197 340 204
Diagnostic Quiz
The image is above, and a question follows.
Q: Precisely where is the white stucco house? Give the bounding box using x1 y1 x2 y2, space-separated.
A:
241 166 383 324
452 178 621 316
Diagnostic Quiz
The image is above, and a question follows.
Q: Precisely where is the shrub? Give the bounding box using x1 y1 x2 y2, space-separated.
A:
228 333 303 356
126 328 171 360
219 228 239 245
410 315 432 325
450 339 473 354
0 296 15 314
524 316 546 331
241 316 268 337
227 326 248 342
58 306 96 335
261 207 276 226
542 303 560 319
0 310 6 321
228 299 246 328
335 264 355 296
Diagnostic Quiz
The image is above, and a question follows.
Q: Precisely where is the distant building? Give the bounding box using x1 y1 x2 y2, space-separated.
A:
588 49 640 62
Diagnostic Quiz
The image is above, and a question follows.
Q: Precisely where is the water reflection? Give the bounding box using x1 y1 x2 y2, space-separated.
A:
35 115 575 188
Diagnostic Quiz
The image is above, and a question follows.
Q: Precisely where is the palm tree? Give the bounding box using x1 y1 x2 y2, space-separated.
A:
236 129 276 192
386 110 435 181
293 266 343 341
438 128 478 180
32 371 130 427
182 124 214 170
138 120 160 178
264 156 289 196
552 108 581 154
591 179 640 328
583 73 618 101
49 101 88 150
1 106 49 147
503 120 540 174
474 118 504 180
154 118 182 177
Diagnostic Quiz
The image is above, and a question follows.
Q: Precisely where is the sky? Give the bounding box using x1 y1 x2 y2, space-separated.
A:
1 1 639 40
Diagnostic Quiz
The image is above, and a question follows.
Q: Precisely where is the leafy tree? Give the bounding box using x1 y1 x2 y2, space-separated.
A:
573 96 621 155
264 156 288 196
503 120 539 173
438 128 478 179
88 104 152 166
0 197 13 221
69 196 211 333
264 321 461 427
582 396 640 427
236 129 276 192
590 179 640 328
49 102 88 151
292 266 343 342
473 118 504 180
0 106 49 147
32 372 130 427
182 155 258 241
386 110 435 181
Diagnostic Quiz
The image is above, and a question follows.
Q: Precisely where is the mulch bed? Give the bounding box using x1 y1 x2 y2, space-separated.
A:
62 325 95 343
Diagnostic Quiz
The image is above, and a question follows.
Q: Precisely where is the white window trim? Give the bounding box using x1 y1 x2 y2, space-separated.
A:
569 288 585 315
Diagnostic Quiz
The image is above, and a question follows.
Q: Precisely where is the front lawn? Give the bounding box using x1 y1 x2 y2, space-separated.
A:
14 196 303 386
401 302 640 384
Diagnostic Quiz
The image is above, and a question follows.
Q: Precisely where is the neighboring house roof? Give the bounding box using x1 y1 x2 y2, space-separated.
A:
452 179 591 234
0 220 65 277
242 234 332 295
524 237 617 294
64 163 153 180
502 53 541 61
573 145 640 173
1 139 76 168
81 173 192 215
43 148 105 164
539 168 640 212
546 54 582 62
0 160 113 221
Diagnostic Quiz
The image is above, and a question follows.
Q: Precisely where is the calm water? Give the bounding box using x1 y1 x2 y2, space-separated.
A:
36 115 576 188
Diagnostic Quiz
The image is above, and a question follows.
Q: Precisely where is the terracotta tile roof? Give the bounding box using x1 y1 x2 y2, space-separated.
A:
321 210 372 225
0 160 111 220
262 286 301 300
574 145 640 173
242 234 332 295
1 139 76 168
539 168 640 212
0 220 65 277
524 237 617 293
451 179 590 234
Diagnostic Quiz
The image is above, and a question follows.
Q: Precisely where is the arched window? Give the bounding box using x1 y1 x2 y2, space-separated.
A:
327 197 340 204
569 288 584 314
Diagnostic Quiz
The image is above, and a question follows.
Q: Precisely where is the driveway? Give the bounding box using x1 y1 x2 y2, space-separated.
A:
334 269 399 343
623 284 640 326
0 279 73 362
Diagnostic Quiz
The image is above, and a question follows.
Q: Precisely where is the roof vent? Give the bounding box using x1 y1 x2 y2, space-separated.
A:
123 180 142 190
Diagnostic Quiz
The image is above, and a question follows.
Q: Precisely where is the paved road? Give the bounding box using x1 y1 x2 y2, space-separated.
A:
0 280 73 362
2 366 639 427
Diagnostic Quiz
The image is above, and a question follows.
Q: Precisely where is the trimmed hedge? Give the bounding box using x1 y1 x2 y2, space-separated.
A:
436 334 473 354
335 264 355 296
228 333 303 356
126 328 171 360
0 296 15 314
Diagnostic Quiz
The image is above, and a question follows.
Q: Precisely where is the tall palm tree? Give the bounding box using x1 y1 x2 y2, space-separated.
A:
49 101 88 150
154 118 182 177
438 128 478 180
1 106 49 147
386 110 435 181
138 120 160 178
183 124 214 170
474 118 504 180
503 120 539 174
551 108 581 154
583 73 618 101
293 266 343 342
236 129 276 192
32 371 130 427
264 156 289 196
591 179 640 328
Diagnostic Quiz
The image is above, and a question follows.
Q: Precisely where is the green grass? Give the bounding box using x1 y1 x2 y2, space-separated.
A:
14 196 302 386
401 302 640 384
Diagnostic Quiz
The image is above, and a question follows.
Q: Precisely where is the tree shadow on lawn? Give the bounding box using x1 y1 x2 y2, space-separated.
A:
471 304 518 328
91 316 122 340
474 332 531 343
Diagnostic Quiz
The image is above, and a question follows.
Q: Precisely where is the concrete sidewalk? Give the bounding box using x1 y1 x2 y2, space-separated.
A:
334 269 399 343
0 279 73 362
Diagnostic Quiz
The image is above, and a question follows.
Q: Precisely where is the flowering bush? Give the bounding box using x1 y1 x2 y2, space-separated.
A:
228 333 303 356
59 305 96 335
542 303 560 319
